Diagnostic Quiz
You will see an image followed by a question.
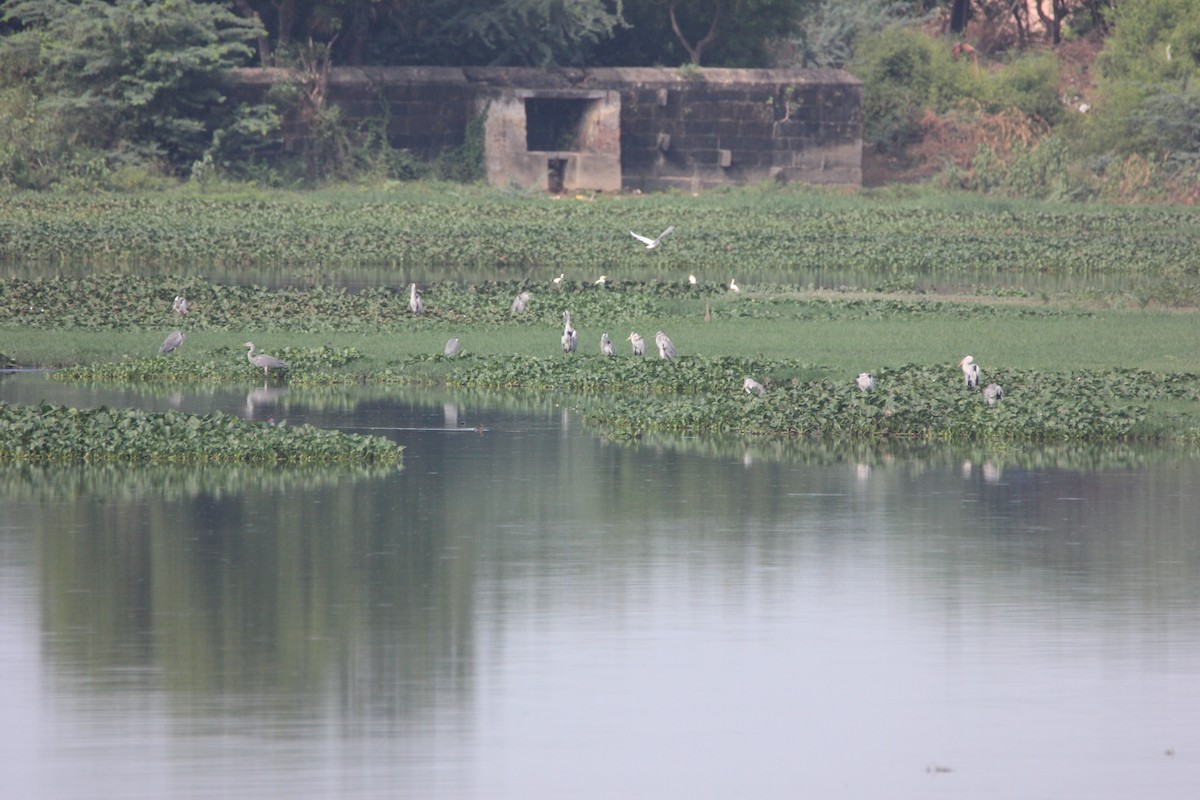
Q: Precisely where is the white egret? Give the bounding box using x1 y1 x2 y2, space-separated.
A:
958 355 980 389
594 275 608 285
628 331 645 356
655 330 676 361
600 333 615 356
630 226 674 249
553 273 565 285
730 278 740 293
856 372 875 391
688 274 697 285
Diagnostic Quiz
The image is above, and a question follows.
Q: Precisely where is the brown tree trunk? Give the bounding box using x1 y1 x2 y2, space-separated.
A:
232 0 272 65
668 0 723 66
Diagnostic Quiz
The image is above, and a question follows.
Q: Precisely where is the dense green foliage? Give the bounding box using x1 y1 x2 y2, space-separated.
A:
0 401 401 463
2 189 1198 279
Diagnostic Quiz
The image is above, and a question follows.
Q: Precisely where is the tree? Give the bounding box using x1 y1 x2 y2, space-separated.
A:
0 0 263 173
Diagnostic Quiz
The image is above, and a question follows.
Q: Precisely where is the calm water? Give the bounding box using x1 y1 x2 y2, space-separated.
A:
2 373 1199 799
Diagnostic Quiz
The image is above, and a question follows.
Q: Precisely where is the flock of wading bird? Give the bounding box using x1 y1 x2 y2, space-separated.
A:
154 226 1004 404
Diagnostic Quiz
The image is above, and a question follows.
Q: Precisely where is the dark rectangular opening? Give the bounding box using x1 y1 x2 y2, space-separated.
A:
525 97 591 152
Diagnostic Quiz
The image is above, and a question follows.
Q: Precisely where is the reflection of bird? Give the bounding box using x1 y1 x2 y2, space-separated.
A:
984 383 1004 405
600 333 615 356
630 226 674 249
730 278 740 293
743 377 765 396
243 342 289 380
959 355 980 389
172 295 189 316
655 330 676 361
561 311 577 355
628 331 645 356
159 330 185 355
444 337 460 356
245 385 288 418
594 275 608 285
409 283 424 316
511 291 531 313
857 372 875 391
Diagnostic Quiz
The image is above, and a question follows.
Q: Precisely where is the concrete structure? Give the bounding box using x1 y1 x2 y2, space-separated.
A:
230 66 861 192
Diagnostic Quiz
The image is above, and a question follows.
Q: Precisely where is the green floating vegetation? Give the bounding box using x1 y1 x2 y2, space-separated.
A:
53 344 365 385
0 401 402 464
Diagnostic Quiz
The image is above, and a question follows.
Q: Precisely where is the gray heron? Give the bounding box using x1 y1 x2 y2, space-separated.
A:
743 377 765 396
444 337 460 356
511 291 531 313
655 330 676 361
600 333 615 356
159 330 185 355
984 383 1004 406
630 226 673 249
628 331 645 356
243 342 288 380
561 311 577 355
409 283 424 316
959 355 980 389
857 372 875 391
172 295 189 316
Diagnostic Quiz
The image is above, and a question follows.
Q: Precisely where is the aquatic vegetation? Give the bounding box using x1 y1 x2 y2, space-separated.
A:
53 345 365 385
0 401 402 464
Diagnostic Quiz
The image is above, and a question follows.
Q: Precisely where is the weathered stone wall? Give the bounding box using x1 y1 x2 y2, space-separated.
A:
229 66 862 191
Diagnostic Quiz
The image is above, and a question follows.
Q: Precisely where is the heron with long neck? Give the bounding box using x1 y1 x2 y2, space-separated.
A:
243 342 288 381
959 355 980 389
409 283 424 316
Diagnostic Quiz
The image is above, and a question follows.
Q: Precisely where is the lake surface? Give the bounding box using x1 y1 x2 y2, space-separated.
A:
2 373 1200 799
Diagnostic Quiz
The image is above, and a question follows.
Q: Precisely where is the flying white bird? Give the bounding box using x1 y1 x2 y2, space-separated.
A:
409 283 424 316
628 331 645 356
959 355 980 389
630 226 674 249
857 372 875 391
743 377 765 396
655 330 676 361
600 333 615 356
159 330 185 355
984 383 1004 406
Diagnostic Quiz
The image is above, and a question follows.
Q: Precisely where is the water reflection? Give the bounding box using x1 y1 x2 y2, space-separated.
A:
2 377 1200 798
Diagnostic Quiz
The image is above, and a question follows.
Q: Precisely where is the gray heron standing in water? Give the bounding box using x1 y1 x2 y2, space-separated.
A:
984 383 1004 406
561 311 577 355
959 355 980 389
857 372 875 391
628 331 645 356
159 330 185 355
409 283 424 316
600 333 615 356
243 342 288 381
630 226 673 249
655 330 676 361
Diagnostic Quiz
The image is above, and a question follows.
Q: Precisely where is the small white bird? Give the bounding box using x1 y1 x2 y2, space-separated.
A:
984 383 1004 406
409 283 424 316
561 311 577 355
511 291 531 314
655 330 676 361
444 337 460 356
553 273 565 285
159 330 185 355
688 274 697 285
743 377 765 396
959 355 980 389
594 275 608 285
628 331 645 356
172 295 189 316
730 278 740 293
600 332 615 356
630 226 674 249
856 372 875 392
